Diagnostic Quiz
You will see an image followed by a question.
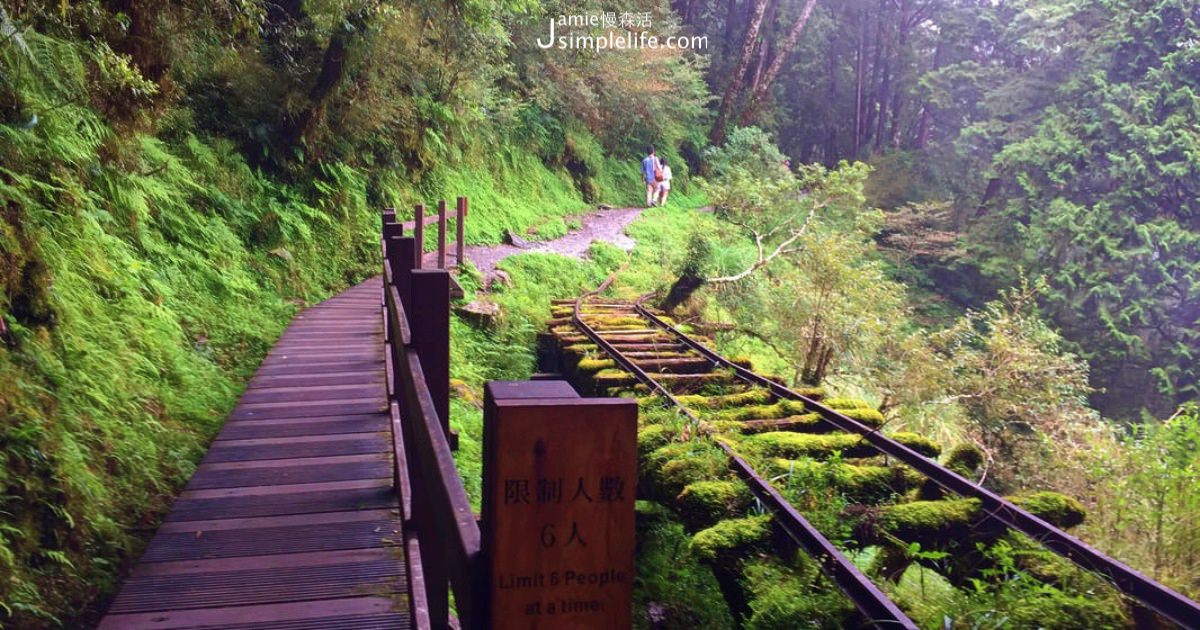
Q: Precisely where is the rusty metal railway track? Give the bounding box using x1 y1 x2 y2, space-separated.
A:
562 289 1200 630
569 290 919 630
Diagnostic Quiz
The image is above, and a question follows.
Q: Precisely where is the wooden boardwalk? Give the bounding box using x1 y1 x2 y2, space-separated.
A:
100 277 412 629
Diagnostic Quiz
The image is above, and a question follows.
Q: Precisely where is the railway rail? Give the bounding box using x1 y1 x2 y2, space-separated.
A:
542 290 1200 630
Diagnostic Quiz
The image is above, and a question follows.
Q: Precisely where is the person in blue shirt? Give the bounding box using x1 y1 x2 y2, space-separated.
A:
642 146 661 207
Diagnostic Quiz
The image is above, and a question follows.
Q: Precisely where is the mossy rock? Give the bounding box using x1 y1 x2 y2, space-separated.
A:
690 514 773 562
823 397 872 410
674 388 774 410
676 480 753 529
1010 491 1086 529
943 443 984 476
748 431 940 459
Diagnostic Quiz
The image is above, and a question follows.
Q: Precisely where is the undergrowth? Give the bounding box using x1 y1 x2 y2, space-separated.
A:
0 27 688 627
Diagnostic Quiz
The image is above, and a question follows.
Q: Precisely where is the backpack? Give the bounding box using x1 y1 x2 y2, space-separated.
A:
654 160 664 182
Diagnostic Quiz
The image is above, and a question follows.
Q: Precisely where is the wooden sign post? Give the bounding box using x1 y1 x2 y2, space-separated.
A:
482 381 637 629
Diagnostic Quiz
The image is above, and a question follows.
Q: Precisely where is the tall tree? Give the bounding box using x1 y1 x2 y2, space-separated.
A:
711 0 770 145
738 0 820 126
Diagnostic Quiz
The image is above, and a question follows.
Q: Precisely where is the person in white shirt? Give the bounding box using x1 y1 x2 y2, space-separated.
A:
657 157 673 206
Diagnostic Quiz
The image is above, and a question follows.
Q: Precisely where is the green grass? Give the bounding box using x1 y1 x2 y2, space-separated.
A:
0 31 684 624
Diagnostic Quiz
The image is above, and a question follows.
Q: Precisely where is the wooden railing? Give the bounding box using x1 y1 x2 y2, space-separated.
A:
389 196 469 270
380 204 484 629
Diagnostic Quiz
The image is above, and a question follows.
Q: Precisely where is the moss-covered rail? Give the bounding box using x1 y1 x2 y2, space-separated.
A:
539 294 1200 629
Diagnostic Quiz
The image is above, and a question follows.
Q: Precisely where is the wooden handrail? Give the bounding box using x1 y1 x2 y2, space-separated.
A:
381 204 482 629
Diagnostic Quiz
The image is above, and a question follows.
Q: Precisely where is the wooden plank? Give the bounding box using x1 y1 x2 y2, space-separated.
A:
203 434 389 463
186 454 390 489
237 384 383 404
247 371 383 389
98 596 407 630
228 398 387 421
106 557 406 613
99 277 414 629
165 482 394 522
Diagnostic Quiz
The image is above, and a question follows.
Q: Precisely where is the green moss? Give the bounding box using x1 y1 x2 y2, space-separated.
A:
645 441 728 497
836 407 885 427
676 481 753 528
585 315 646 328
792 386 826 399
892 432 942 457
741 558 855 629
637 424 673 456
634 512 735 629
823 398 872 410
943 443 984 476
575 356 616 372
768 459 922 502
1010 491 1086 528
674 389 774 410
690 515 773 561
877 498 983 541
748 431 940 459
708 399 808 422
701 420 747 434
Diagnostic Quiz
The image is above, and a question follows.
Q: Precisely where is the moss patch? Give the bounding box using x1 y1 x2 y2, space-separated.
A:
677 481 753 529
691 515 773 562
747 431 940 459
1010 491 1086 529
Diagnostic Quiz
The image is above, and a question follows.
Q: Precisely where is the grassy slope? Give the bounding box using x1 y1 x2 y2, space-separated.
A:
0 38 687 624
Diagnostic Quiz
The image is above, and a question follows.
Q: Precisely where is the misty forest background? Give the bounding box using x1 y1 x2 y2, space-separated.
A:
0 0 1197 627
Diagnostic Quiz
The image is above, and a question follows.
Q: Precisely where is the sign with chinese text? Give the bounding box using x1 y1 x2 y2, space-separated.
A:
483 381 637 628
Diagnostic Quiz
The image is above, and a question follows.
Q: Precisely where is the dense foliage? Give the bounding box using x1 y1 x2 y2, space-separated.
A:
680 0 1200 420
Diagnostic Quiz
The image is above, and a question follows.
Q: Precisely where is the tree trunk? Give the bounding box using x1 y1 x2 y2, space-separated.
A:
853 9 865 157
887 0 914 148
862 14 884 151
824 36 838 165
915 40 944 149
873 13 892 153
711 0 770 145
738 0 820 126
660 273 707 313
282 3 377 154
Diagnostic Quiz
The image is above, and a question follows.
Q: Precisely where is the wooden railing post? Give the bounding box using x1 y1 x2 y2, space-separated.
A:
437 199 448 269
382 206 396 230
413 204 425 270
456 196 466 267
389 236 416 318
410 269 450 442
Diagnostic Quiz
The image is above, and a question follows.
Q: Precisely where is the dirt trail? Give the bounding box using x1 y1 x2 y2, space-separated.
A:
424 206 646 278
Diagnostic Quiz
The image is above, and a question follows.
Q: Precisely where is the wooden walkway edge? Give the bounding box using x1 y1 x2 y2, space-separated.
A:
99 277 412 630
